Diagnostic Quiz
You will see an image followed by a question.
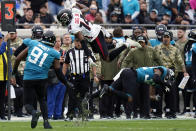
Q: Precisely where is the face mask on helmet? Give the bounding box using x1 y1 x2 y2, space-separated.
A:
32 25 43 40
57 9 72 26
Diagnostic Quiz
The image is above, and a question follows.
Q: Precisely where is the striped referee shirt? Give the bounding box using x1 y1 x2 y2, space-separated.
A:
64 48 96 75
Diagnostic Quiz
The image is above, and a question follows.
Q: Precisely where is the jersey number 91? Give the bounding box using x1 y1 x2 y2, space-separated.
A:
28 47 48 67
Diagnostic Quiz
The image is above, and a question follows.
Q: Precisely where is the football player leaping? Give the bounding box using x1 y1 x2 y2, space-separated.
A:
57 2 137 62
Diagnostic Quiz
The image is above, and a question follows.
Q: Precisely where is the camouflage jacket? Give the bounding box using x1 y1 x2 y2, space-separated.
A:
155 44 185 72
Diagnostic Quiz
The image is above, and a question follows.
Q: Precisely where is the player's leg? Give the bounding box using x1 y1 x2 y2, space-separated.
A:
35 79 52 129
101 69 136 102
23 80 41 129
90 31 127 61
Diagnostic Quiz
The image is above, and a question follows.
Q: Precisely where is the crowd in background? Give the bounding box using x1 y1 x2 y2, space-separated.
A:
0 0 196 121
0 0 195 29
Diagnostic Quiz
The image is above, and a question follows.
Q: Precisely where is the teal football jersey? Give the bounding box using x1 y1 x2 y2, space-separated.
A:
136 66 167 85
23 38 60 80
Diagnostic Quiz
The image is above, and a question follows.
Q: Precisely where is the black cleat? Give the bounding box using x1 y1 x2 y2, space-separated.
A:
43 120 52 129
31 111 41 129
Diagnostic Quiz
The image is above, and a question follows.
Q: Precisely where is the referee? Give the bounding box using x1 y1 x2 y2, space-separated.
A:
63 39 98 120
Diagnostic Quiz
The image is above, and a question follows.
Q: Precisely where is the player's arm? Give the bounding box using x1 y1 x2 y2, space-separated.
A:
53 59 73 88
75 2 89 14
13 48 28 75
14 43 27 57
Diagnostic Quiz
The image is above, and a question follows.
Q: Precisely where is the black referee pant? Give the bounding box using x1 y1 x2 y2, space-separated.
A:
67 74 90 118
23 79 48 120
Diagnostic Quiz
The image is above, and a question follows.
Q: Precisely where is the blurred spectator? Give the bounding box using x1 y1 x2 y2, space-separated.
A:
16 0 31 17
142 27 149 40
48 0 64 16
89 0 107 23
85 4 98 23
137 2 148 24
9 29 23 72
18 8 34 29
34 14 46 29
0 3 1 23
159 19 169 26
10 77 24 117
149 24 175 47
102 0 111 13
144 9 160 24
171 13 184 24
162 13 172 24
185 2 195 22
107 0 124 23
9 30 23 53
109 12 119 23
47 36 66 120
122 0 140 24
123 14 134 26
94 12 104 24
181 19 191 25
190 0 196 9
99 34 119 119
174 0 186 15
149 0 166 18
77 0 89 6
162 0 178 21
0 33 8 120
39 4 55 27
89 0 103 9
27 0 47 14
61 33 73 51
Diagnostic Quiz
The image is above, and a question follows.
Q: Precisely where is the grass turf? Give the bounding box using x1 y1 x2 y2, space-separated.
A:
0 120 196 131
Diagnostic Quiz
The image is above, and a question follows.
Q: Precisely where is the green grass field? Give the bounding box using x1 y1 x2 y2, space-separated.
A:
0 120 196 131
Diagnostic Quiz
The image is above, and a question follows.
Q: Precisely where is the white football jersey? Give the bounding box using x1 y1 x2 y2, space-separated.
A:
68 8 101 42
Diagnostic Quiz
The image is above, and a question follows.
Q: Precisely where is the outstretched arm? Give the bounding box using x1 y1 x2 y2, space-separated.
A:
75 2 89 14
13 48 28 74
54 59 73 88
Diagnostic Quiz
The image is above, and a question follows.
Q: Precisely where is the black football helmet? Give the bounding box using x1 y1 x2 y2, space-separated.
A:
41 31 56 47
32 25 43 40
155 24 167 40
57 9 72 26
188 29 196 41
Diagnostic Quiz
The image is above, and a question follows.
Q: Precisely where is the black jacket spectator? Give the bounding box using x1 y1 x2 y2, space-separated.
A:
39 5 55 27
27 0 47 14
18 8 34 29
144 9 160 25
107 0 124 23
137 2 148 24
